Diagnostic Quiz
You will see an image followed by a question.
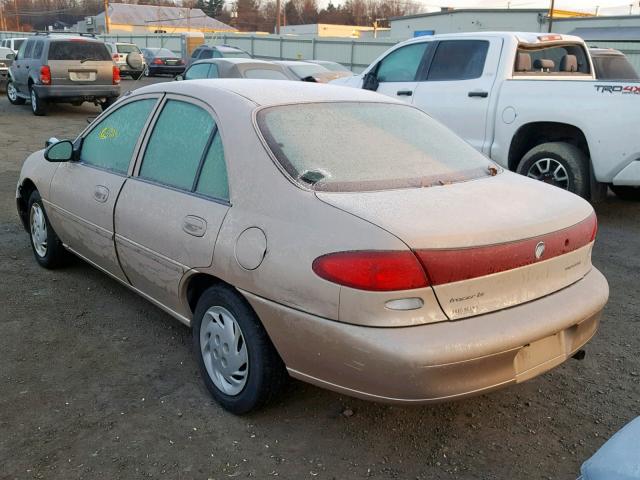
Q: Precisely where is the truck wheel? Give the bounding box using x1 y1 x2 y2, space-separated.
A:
6 81 26 105
517 142 589 198
610 185 640 201
192 284 288 414
30 87 48 116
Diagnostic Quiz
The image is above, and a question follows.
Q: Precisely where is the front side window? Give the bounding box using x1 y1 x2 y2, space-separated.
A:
48 41 111 61
140 100 214 190
185 63 210 80
258 102 493 192
427 40 489 81
81 99 156 173
376 43 429 83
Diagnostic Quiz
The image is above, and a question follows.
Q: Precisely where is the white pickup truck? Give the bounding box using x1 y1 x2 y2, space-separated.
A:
332 32 640 200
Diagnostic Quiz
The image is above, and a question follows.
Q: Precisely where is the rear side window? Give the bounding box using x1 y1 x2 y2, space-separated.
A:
140 100 214 190
376 43 429 82
427 40 489 81
33 40 44 59
185 63 210 80
196 134 229 200
23 39 35 59
81 99 157 173
48 41 111 61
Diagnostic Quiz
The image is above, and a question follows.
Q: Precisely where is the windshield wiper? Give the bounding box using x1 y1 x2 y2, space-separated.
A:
80 57 101 63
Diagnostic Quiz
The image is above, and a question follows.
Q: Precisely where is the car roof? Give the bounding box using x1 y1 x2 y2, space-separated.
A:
194 58 268 65
274 60 320 67
397 31 585 47
589 47 624 56
136 79 403 107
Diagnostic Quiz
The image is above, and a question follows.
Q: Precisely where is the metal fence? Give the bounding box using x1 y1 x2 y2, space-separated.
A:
2 30 640 74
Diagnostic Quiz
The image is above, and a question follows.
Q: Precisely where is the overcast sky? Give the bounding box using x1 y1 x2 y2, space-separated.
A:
318 0 640 16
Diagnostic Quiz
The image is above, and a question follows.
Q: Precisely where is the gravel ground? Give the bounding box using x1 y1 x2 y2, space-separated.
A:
0 77 639 480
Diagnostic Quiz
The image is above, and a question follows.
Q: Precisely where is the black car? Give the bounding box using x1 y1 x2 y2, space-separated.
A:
142 48 185 77
188 44 251 66
589 48 639 80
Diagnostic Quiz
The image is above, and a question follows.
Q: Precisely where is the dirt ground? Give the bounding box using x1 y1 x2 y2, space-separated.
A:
1 77 639 480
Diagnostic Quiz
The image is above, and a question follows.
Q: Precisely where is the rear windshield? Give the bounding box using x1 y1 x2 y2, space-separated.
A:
117 44 141 54
244 68 289 80
151 48 177 58
515 43 591 75
257 102 493 192
289 64 328 79
220 50 251 59
48 41 111 61
592 55 639 80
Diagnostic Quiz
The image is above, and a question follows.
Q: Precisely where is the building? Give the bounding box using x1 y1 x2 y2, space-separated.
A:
279 23 390 39
74 3 235 35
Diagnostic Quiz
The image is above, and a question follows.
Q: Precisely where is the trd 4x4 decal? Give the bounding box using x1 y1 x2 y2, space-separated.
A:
595 85 640 95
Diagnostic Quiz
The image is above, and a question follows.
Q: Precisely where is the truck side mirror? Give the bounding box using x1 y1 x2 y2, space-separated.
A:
362 71 379 91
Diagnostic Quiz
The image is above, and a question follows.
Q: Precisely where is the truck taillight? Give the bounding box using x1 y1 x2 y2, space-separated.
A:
112 65 120 85
40 65 51 85
112 53 119 61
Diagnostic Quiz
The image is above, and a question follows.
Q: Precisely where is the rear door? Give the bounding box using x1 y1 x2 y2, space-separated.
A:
372 41 433 102
411 38 502 154
47 95 160 280
13 38 33 93
114 95 230 312
47 39 113 86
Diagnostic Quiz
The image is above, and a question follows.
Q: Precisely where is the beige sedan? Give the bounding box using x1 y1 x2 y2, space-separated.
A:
16 80 609 414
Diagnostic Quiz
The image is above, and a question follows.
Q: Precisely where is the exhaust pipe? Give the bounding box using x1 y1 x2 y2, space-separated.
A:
572 349 586 361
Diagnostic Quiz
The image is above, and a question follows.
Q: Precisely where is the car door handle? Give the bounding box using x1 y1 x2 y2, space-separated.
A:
182 215 207 237
93 185 109 203
468 91 488 98
396 90 413 96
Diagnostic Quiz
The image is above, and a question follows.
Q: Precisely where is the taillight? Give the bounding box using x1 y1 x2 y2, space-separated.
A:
112 53 119 61
112 65 120 85
590 215 598 241
178 59 185 65
40 65 51 85
312 251 428 291
153 58 163 65
415 212 598 286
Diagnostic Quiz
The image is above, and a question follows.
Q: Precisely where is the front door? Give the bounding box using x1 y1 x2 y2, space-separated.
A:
412 38 503 154
47 96 160 280
115 96 230 313
372 41 433 103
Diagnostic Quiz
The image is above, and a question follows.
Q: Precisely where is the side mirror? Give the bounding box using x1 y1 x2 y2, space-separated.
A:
174 74 184 81
6 53 15 61
362 71 379 91
44 140 74 162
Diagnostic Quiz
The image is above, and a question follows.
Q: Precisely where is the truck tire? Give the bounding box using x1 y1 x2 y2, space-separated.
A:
6 81 26 105
30 86 48 116
610 185 640 201
517 142 589 198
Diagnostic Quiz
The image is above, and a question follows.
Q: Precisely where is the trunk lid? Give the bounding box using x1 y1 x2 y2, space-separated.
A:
316 173 596 320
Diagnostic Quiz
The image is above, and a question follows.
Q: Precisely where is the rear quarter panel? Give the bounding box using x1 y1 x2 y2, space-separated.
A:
491 78 640 182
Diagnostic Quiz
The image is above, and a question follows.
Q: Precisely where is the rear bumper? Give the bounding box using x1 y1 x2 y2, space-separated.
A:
243 268 608 403
148 65 185 75
32 84 120 101
612 160 640 186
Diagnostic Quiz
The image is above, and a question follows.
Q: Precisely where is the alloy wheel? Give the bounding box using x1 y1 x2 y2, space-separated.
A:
526 158 569 190
199 306 249 396
7 82 18 102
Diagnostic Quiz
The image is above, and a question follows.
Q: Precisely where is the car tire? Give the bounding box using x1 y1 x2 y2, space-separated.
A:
517 142 589 198
610 185 640 201
101 97 117 112
6 80 26 105
30 86 48 116
192 284 288 415
27 190 69 269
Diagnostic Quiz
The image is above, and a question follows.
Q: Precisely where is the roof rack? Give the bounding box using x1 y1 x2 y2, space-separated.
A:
34 31 97 38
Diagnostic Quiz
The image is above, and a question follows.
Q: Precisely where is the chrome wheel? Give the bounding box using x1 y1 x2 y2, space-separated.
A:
199 306 249 396
7 82 18 102
30 203 48 258
526 158 569 190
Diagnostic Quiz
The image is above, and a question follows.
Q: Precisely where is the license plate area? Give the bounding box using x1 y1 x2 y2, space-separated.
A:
514 332 565 382
69 70 96 81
